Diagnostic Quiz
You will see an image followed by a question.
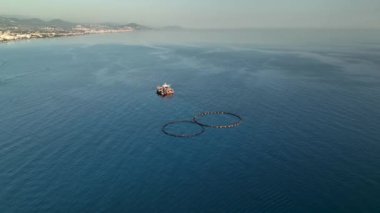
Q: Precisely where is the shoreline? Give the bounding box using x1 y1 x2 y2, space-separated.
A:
0 29 135 44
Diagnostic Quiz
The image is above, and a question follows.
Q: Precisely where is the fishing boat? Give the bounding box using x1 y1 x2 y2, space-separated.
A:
156 83 175 96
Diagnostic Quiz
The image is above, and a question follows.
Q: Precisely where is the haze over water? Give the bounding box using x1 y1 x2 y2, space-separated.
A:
1 30 380 212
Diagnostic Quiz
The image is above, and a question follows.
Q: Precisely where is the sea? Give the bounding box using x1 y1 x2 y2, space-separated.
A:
0 29 380 212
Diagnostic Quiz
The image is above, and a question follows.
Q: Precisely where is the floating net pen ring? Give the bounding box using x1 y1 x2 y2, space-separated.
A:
192 112 242 129
162 120 206 138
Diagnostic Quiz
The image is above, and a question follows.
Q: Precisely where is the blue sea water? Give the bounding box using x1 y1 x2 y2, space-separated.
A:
1 30 380 212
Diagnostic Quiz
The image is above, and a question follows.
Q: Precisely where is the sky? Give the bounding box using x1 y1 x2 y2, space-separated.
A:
0 0 379 29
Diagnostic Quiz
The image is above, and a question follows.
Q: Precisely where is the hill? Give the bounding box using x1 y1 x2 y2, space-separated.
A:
0 16 149 31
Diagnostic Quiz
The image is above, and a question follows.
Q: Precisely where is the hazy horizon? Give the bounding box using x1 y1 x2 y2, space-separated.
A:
1 0 380 29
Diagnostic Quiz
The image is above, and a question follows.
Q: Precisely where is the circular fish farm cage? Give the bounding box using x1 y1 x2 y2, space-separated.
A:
161 120 206 138
192 112 242 129
162 112 243 138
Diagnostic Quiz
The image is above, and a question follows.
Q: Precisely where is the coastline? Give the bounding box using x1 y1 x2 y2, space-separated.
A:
0 29 134 44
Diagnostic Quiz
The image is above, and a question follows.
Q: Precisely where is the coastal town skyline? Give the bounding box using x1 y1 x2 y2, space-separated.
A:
1 0 380 29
